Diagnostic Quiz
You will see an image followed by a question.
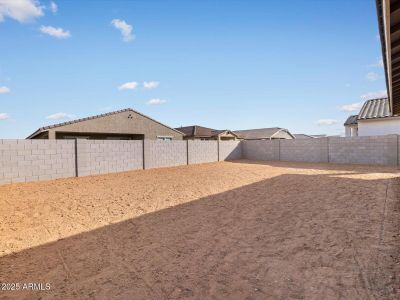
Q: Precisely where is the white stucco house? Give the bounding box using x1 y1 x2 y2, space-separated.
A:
344 98 400 137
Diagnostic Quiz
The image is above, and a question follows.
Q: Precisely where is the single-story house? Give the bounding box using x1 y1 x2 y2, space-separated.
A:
233 128 294 140
175 125 238 140
27 108 184 140
344 98 400 137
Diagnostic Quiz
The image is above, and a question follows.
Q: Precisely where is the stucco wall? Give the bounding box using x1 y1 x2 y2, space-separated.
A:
44 110 183 140
241 140 279 161
188 140 218 164
144 140 187 169
280 138 328 163
358 118 400 136
0 139 75 185
219 140 242 160
345 126 358 137
77 140 143 176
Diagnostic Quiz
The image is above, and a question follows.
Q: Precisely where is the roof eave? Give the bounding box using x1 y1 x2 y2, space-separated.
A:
376 0 392 113
26 129 43 139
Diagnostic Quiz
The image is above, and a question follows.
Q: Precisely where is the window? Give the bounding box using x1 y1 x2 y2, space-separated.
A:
157 136 173 141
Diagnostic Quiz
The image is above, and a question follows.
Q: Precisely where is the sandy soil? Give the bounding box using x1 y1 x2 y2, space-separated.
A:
0 160 399 299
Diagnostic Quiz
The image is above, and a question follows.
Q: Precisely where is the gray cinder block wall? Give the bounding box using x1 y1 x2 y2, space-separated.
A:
144 140 187 169
219 140 242 160
241 135 400 167
328 135 398 166
0 139 75 185
1 136 399 186
0 139 244 185
280 138 328 163
188 140 218 164
77 140 143 176
242 140 279 161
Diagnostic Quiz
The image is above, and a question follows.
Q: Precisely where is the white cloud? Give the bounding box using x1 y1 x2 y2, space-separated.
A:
40 25 70 38
111 19 134 42
366 71 378 81
339 102 363 112
147 98 166 105
118 81 138 90
369 58 384 68
0 0 44 23
360 90 387 100
316 119 338 126
49 1 57 13
46 112 76 120
0 112 9 120
0 86 10 93
143 81 159 89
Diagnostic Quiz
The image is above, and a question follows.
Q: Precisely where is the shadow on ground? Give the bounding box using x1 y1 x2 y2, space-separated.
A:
0 166 399 299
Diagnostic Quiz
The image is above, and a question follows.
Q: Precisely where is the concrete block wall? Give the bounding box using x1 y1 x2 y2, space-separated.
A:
77 140 143 176
329 135 398 166
0 139 75 185
219 140 242 160
144 140 187 169
280 138 328 163
241 140 279 161
188 140 218 164
241 135 400 166
3 135 399 186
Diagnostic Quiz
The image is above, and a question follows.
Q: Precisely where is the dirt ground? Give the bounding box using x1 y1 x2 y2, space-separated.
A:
0 160 399 299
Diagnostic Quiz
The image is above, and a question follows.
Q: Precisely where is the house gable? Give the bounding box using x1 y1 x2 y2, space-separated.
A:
28 109 183 140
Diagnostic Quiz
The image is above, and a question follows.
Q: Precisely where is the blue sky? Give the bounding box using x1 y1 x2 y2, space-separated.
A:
0 0 387 138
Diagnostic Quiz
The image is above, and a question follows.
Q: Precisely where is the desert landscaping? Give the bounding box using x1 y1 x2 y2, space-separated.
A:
0 160 399 299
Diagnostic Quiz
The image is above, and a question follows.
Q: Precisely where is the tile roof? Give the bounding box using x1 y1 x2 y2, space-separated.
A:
357 98 391 120
344 115 358 126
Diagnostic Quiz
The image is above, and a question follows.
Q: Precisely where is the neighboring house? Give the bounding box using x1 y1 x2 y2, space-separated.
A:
344 115 358 137
344 98 400 137
233 128 294 140
27 108 184 140
293 134 327 139
175 125 238 140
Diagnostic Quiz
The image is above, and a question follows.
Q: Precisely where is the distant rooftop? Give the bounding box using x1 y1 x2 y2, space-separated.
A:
293 134 327 139
233 128 294 139
344 115 358 126
175 125 232 138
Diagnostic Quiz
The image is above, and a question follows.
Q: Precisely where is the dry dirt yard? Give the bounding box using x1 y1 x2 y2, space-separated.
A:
0 160 399 299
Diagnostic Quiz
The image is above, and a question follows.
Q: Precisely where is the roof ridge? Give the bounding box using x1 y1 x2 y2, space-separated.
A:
27 108 184 139
364 97 388 102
